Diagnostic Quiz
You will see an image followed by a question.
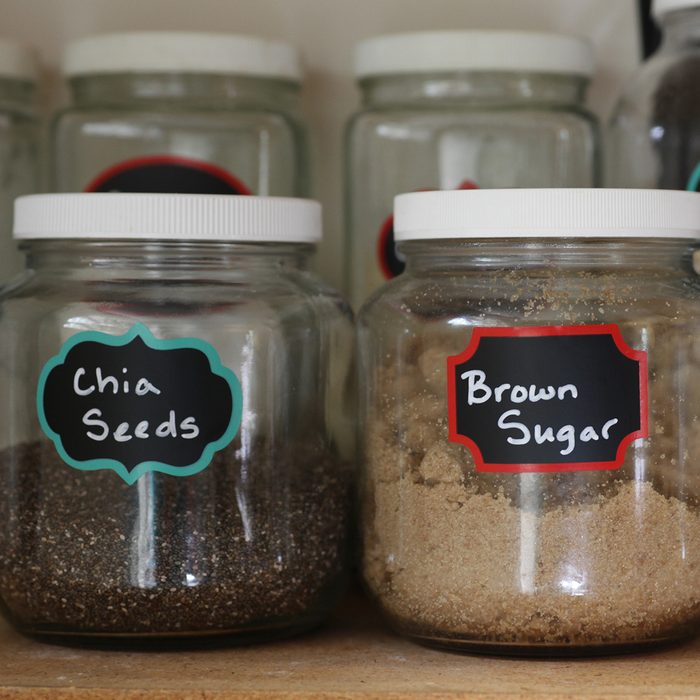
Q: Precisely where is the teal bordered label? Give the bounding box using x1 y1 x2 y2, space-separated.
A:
37 323 242 485
688 162 700 192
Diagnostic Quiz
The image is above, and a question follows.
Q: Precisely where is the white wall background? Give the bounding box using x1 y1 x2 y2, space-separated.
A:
0 0 641 287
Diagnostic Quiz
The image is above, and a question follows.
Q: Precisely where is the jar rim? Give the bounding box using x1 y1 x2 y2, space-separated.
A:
14 194 322 244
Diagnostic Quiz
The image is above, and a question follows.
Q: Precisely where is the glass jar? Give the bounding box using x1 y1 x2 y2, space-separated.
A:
0 194 353 641
608 0 700 189
358 188 700 654
51 32 308 196
0 40 39 283
345 31 600 308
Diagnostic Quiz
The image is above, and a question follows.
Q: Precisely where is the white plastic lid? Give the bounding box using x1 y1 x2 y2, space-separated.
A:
394 189 700 240
0 39 37 82
14 194 321 243
652 0 700 19
63 31 302 82
354 31 594 79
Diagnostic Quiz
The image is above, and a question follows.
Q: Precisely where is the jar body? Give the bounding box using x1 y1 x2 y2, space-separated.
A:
51 75 309 196
359 239 700 653
0 241 353 639
345 73 600 308
0 79 39 282
608 9 700 190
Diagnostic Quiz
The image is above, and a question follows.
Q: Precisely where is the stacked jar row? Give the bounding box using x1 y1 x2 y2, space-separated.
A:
3 187 700 656
0 29 602 299
0 1 695 301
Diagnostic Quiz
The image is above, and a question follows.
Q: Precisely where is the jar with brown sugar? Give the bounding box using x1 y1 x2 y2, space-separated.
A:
358 188 700 654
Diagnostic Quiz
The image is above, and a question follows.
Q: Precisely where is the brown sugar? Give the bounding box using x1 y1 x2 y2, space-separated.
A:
363 322 700 649
365 446 700 646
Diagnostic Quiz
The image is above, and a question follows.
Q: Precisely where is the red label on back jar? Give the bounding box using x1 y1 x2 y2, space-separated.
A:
85 155 252 195
377 180 478 280
446 325 648 473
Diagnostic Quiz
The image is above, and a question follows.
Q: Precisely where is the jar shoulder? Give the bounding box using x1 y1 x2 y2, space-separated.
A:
348 103 598 128
346 105 599 150
51 104 305 136
359 269 700 329
0 268 351 330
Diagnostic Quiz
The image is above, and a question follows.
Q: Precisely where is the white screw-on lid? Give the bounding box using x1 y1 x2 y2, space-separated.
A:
63 31 302 82
14 194 321 243
354 31 594 79
0 38 37 82
394 189 700 240
652 0 700 19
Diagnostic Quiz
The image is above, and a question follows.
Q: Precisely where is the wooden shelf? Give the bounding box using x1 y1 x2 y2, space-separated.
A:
2 592 700 699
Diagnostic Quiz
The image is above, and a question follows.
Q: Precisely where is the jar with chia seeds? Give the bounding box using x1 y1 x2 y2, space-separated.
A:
0 194 353 641
358 188 700 654
345 31 600 308
608 0 700 190
51 32 308 196
0 39 39 283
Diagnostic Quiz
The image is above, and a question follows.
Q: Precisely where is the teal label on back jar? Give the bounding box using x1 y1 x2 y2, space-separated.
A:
687 162 700 192
37 324 242 485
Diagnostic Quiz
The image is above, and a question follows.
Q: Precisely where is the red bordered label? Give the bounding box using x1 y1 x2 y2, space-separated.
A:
446 324 648 473
85 155 252 195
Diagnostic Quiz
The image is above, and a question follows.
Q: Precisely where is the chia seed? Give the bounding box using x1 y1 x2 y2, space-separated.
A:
0 440 351 639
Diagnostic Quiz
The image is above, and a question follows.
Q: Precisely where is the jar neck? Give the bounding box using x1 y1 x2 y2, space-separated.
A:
23 240 313 276
358 72 588 108
660 8 700 48
69 73 301 110
399 238 696 273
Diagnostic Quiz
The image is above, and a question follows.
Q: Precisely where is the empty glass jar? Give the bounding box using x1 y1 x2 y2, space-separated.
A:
608 0 700 189
0 194 353 641
0 39 39 283
359 188 700 654
51 32 308 196
345 31 600 307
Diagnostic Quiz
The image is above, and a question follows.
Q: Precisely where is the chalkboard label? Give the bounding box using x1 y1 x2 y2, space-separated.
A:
376 180 479 280
377 214 406 279
447 325 648 473
85 154 252 195
37 324 242 484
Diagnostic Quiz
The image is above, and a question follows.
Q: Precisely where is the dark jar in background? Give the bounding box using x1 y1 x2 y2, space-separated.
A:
358 188 700 654
0 193 353 641
608 0 700 190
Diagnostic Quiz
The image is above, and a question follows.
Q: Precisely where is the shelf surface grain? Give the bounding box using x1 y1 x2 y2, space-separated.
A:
2 593 700 699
